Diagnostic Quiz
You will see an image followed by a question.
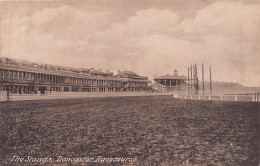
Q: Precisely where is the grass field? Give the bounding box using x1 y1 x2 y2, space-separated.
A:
0 96 259 165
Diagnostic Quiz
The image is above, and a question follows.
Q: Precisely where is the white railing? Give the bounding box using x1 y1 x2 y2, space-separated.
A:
0 91 173 101
174 93 260 102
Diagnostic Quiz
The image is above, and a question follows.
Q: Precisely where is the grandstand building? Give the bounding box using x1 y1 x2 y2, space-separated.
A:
0 57 151 94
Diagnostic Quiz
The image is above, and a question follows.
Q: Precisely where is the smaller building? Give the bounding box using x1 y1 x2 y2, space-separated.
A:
114 70 151 91
153 70 187 92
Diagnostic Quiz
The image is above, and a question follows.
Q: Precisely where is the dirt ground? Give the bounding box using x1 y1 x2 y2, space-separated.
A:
0 96 259 165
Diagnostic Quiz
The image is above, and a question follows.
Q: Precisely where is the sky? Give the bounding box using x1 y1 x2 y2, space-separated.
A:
0 0 260 87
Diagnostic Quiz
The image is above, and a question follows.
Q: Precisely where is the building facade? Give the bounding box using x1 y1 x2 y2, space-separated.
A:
115 70 152 91
153 70 187 92
0 57 151 94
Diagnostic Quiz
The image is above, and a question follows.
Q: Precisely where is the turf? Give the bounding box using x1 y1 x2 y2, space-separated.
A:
0 96 259 165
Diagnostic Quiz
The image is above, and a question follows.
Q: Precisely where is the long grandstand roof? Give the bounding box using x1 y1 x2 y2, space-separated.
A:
0 57 113 75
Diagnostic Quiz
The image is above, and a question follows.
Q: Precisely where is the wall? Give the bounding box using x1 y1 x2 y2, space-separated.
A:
0 91 173 102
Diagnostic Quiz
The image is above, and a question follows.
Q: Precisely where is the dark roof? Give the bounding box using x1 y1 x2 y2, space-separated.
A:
154 74 187 80
0 57 112 75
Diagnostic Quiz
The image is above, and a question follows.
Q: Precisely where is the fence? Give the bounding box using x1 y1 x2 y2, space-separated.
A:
174 93 260 102
0 91 173 102
1 91 259 102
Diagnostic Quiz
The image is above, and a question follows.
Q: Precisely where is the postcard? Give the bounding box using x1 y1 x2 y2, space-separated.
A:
0 0 259 165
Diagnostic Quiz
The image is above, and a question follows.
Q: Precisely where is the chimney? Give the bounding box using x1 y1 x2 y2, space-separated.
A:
174 69 178 76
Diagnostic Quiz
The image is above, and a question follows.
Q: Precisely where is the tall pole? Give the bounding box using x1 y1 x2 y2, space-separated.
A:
195 64 198 95
196 64 199 95
202 63 204 95
210 66 212 95
190 65 193 95
196 65 198 94
188 67 190 95
194 64 196 95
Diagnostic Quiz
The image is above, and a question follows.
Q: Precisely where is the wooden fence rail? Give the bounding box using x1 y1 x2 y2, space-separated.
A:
0 91 173 102
174 93 260 102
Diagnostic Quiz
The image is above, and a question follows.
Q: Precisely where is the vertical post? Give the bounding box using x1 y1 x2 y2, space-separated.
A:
194 64 197 95
197 66 199 94
8 70 11 81
6 86 10 102
194 64 196 95
195 64 198 95
193 65 195 95
191 65 193 95
188 67 190 95
195 65 197 94
210 66 212 95
202 63 204 95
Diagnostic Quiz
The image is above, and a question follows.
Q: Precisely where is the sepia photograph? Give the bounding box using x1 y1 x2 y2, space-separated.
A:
0 0 259 165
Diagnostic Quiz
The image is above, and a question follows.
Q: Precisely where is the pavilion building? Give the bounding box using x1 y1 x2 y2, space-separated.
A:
153 70 187 92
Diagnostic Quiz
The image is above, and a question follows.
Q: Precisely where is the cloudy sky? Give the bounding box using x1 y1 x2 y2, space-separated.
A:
0 0 260 87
